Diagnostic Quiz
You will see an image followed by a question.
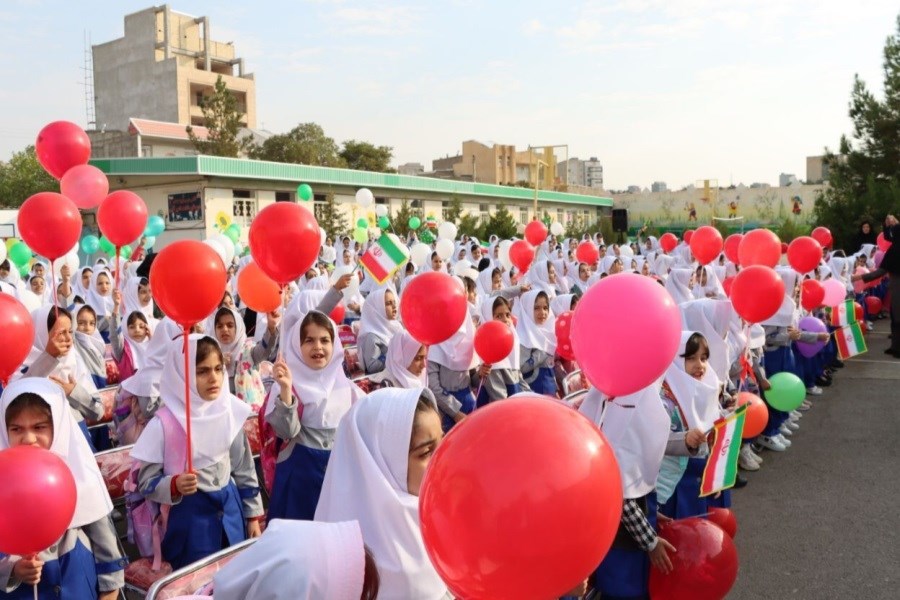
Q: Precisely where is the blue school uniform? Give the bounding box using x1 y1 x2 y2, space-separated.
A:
268 444 331 522
592 493 658 600
1 541 96 600
659 457 708 519
440 388 476 432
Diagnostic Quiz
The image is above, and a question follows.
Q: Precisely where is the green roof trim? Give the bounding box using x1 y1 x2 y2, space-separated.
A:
90 156 613 207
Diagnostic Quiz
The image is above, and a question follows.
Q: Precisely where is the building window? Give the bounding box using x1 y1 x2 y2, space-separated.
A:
141 146 153 157
167 192 202 222
442 201 452 222
275 191 292 202
520 207 529 224
233 189 252 199
557 209 564 224
233 199 257 224
375 197 387 205
479 204 489 225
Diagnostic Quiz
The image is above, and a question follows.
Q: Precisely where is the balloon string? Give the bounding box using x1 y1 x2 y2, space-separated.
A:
114 247 121 315
50 259 58 321
183 326 193 473
475 373 486 401
33 583 37 600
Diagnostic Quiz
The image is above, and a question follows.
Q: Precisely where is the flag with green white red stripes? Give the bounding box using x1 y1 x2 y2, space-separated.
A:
835 322 867 359
700 404 747 497
359 234 409 284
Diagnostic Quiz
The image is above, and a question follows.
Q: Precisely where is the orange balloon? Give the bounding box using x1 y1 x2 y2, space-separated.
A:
238 262 282 313
737 392 768 438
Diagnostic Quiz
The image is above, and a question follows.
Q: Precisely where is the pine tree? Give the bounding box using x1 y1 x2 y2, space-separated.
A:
444 195 463 223
458 212 484 239
485 204 518 239
392 199 416 238
187 76 251 157
318 192 349 239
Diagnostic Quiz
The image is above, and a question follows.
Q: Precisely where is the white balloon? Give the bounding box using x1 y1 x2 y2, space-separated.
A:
375 205 388 218
369 227 382 238
331 264 360 300
204 238 228 266
15 289 41 313
498 240 513 270
435 238 454 260
550 222 564 236
234 241 244 259
356 188 375 208
452 260 473 277
516 223 526 235
54 250 80 277
211 233 235 263
410 243 431 267
438 222 458 240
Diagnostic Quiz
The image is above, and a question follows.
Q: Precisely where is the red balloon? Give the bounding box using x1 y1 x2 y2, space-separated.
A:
707 507 738 539
524 220 548 246
738 229 781 268
60 164 109 210
555 310 576 361
34 120 91 179
811 226 833 248
237 262 282 313
0 446 77 555
474 320 515 364
787 236 823 274
0 295 34 385
722 276 735 297
866 296 883 315
876 232 891 252
17 192 82 261
800 279 826 311
781 242 789 254
683 229 695 244
509 240 535 273
97 191 148 247
689 225 724 265
649 518 739 600
575 241 599 265
151 240 227 327
736 391 768 438
659 232 678 253
400 272 467 345
329 302 346 325
723 234 743 264
249 203 320 284
420 397 623 600
730 265 785 323
854 302 863 323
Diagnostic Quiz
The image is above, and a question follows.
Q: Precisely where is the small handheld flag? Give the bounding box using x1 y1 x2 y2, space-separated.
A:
826 299 855 327
359 234 409 284
835 322 867 359
700 404 747 497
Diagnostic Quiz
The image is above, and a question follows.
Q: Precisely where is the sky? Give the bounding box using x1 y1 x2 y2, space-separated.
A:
0 0 898 190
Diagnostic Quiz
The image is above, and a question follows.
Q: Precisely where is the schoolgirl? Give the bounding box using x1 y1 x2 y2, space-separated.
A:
109 289 151 382
132 335 263 570
369 331 428 390
85 269 114 342
122 277 157 330
209 306 277 410
71 266 93 303
357 287 402 374
528 260 561 297
475 295 526 407
427 284 477 431
72 304 108 389
516 290 558 397
569 262 592 296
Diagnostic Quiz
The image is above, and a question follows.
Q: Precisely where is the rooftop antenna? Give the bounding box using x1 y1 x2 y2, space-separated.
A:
80 30 96 130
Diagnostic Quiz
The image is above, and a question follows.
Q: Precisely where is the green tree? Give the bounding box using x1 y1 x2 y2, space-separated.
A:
318 192 349 239
392 199 417 238
187 75 251 157
250 123 345 167
444 195 463 224
458 212 484 239
814 14 900 249
484 204 518 239
0 145 58 208
339 140 394 172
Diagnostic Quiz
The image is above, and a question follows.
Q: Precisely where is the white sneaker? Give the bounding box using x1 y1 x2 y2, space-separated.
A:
790 410 802 420
779 423 794 437
806 386 823 396
748 447 763 463
798 400 812 411
739 445 760 470
758 435 787 451
866 321 874 331
786 419 800 431
775 433 792 448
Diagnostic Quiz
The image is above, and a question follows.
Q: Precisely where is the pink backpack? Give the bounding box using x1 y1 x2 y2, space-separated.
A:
257 388 302 496
115 341 138 383
125 407 186 571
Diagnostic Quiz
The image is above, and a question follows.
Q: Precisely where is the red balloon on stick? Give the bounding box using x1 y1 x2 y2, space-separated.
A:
659 232 678 253
575 241 599 265
723 234 743 264
0 446 77 556
865 296 883 315
329 302 346 325
736 391 768 438
555 310 576 361
683 229 695 244
17 192 82 261
730 265 785 323
707 507 738 539
649 518 739 600
400 272 468 345
738 229 781 268
787 236 823 274
0 295 34 385
524 220 548 246
150 240 227 327
249 203 320 284
97 191 148 247
509 240 535 273
420 397 623 600
811 226 833 248
474 321 515 364
800 279 826 311
34 120 91 179
689 225 724 265
60 164 109 210
722 276 735 297
854 302 863 323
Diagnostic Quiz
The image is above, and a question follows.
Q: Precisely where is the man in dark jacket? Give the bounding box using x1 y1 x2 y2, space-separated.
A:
854 214 900 356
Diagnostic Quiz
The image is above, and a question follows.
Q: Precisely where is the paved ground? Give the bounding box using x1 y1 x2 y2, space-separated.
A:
730 327 900 600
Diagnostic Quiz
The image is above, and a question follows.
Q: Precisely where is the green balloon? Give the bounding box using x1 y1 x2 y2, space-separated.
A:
353 227 368 244
81 235 100 255
120 245 133 259
766 372 806 411
9 241 32 266
409 216 421 230
99 236 115 255
18 264 29 277
297 183 313 201
225 223 241 243
356 218 368 229
377 216 390 229
420 230 434 244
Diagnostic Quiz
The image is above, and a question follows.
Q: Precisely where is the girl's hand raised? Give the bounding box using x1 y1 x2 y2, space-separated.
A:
13 555 43 585
273 355 293 403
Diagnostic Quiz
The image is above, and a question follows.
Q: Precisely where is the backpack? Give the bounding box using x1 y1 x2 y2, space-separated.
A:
124 406 186 571
258 386 302 496
115 340 137 384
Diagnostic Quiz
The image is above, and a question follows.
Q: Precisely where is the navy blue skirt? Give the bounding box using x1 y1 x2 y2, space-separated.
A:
659 457 709 519
529 366 558 397
441 387 476 432
268 443 331 522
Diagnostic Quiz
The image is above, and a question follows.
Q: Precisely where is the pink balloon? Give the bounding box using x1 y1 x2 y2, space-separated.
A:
571 273 681 397
822 278 847 307
874 250 885 267
60 164 109 209
876 232 891 252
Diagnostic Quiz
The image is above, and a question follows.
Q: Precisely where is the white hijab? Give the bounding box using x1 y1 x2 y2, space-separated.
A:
85 269 114 318
477 296 519 369
428 307 476 372
550 293 575 316
123 276 156 325
21 305 97 394
213 519 365 600
315 387 449 600
358 287 401 346
664 331 722 431
527 260 558 298
680 299 732 381
515 290 556 354
761 268 798 328
665 268 695 305
0 378 113 527
121 317 182 398
72 304 107 366
211 307 248 378
121 311 151 370
131 335 251 471
378 331 427 389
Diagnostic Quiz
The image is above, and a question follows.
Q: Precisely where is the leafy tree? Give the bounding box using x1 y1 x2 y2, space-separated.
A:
443 195 463 224
0 145 58 208
187 75 251 157
814 14 900 249
339 140 394 172
392 199 417 238
318 192 349 239
458 212 484 239
250 123 345 167
484 204 518 239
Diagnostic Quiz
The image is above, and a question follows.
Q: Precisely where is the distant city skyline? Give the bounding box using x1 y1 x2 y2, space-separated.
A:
0 0 897 190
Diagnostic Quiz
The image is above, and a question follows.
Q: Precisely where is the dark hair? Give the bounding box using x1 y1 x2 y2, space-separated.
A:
0 260 9 271
138 277 150 288
76 305 97 321
215 306 236 328
96 271 111 282
680 332 710 360
126 311 149 328
570 295 580 310
221 291 233 306
430 252 440 260
46 306 72 331
361 546 380 600
461 276 476 294
410 392 440 446
492 295 511 315
478 257 492 272
405 262 415 275
30 274 44 283
300 311 335 343
196 336 224 365
5 393 52 429
534 290 549 307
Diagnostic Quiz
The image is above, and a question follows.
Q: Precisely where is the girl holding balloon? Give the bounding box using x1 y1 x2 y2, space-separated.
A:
475 296 527 406
516 290 559 397
0 378 124 600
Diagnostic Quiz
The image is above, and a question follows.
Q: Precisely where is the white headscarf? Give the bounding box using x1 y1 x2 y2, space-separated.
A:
72 304 107 370
693 265 726 300
477 296 519 369
476 267 496 299
212 519 365 600
121 311 151 370
664 331 722 431
281 289 328 352
377 331 427 389
21 305 97 394
527 260 558 298
550 293 574 316
123 276 156 325
85 269 114 318
315 387 449 600
0 378 113 527
761 267 798 328
131 335 251 470
210 307 248 378
358 287 401 346
121 317 182 398
515 290 556 354
680 299 732 381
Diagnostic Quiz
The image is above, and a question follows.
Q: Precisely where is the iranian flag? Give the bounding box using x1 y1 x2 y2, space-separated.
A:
828 299 855 327
835 322 867 359
360 234 408 284
700 404 747 497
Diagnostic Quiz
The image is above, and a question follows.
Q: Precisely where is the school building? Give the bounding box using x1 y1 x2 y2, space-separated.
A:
88 156 614 246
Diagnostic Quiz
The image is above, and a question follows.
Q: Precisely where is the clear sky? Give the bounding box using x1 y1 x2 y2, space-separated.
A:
1 0 897 190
